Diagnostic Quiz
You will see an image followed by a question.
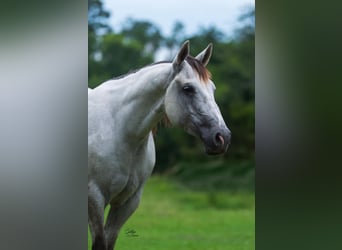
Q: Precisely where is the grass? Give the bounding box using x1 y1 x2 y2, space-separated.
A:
88 176 255 250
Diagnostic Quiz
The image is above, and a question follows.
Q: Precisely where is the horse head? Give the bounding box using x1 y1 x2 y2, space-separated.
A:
165 41 231 155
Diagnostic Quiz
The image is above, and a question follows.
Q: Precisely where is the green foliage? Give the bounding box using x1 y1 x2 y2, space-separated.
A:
88 0 110 33
89 33 154 88
121 18 163 55
88 1 255 188
167 160 255 192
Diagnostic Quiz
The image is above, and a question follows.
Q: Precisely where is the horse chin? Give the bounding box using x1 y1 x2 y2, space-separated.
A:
204 146 226 156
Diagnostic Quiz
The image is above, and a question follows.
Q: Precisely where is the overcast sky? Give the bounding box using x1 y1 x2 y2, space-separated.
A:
103 0 255 38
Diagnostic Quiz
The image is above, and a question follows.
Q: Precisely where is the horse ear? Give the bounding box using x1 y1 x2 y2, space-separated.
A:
195 43 213 66
172 40 190 70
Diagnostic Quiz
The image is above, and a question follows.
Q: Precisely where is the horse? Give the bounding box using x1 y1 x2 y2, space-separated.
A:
88 41 231 250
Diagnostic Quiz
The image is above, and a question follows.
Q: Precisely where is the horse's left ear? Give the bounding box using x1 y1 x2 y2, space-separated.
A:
195 43 213 66
173 40 190 70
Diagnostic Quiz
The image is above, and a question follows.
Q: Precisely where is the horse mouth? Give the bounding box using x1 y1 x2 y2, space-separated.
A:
184 121 231 155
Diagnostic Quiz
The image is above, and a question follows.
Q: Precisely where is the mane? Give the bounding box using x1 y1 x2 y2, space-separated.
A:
111 61 170 80
185 56 211 82
156 56 211 82
152 115 171 136
112 57 211 82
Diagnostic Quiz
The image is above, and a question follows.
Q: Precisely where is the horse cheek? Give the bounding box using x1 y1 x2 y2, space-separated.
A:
165 101 181 126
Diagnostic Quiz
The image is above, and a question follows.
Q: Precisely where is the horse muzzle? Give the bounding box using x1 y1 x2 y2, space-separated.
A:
202 126 231 155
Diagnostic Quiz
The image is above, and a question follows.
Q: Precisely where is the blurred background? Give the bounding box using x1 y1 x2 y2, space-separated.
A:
89 0 255 191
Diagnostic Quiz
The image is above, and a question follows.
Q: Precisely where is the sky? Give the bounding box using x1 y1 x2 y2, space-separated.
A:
103 0 255 38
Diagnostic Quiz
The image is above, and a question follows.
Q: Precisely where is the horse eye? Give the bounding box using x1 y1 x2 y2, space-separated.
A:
182 85 195 94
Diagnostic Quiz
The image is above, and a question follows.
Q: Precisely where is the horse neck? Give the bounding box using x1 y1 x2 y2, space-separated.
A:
107 63 173 140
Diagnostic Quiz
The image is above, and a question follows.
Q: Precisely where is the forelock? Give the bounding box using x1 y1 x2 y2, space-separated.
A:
185 55 211 82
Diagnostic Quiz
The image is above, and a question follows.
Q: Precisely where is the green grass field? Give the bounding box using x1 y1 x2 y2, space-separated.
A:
88 176 255 250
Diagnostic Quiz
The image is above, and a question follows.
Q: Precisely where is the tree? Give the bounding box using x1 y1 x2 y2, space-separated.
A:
89 33 155 88
88 0 111 59
121 19 163 56
88 0 110 33
165 21 186 58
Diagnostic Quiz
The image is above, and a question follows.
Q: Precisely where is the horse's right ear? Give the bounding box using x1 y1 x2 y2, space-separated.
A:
172 41 190 70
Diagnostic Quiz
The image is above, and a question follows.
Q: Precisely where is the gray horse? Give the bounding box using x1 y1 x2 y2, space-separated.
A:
88 41 231 250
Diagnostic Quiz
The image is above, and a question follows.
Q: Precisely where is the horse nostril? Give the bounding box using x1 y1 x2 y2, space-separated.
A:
215 133 225 146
